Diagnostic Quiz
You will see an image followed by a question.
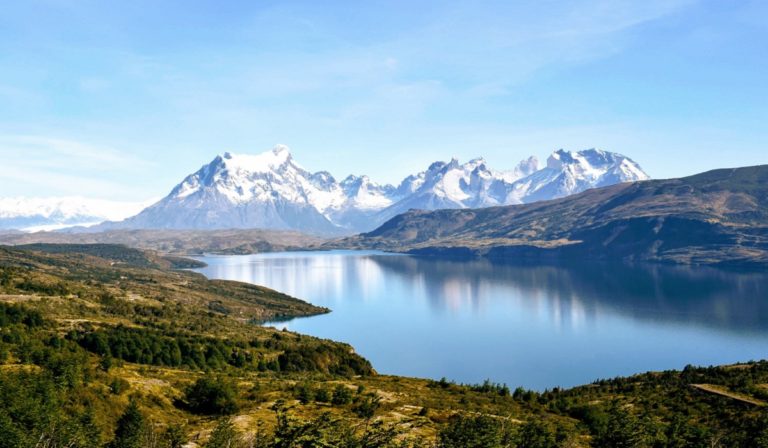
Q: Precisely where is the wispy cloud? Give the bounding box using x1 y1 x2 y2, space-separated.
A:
1 0 763 191
0 135 150 167
0 135 154 198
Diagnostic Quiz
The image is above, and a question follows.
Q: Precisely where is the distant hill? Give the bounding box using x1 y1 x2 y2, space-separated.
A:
338 165 768 266
0 228 324 255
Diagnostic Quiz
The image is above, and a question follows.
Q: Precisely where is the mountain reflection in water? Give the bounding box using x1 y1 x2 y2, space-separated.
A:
195 251 768 389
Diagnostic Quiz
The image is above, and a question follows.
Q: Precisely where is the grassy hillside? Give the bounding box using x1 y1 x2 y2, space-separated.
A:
337 165 768 266
2 244 768 447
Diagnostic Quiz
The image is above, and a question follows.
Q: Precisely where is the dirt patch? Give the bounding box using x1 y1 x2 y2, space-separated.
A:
691 384 767 407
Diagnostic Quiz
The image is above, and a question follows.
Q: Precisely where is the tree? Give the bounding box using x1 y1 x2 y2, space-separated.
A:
204 419 240 448
99 354 113 372
295 383 314 404
353 394 382 419
751 413 768 447
331 384 353 405
314 386 330 403
438 414 510 448
516 420 556 448
109 402 146 448
185 376 239 415
594 405 648 448
163 424 187 448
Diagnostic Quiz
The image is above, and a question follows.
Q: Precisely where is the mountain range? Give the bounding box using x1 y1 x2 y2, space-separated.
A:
99 145 648 234
4 162 766 267
338 165 768 266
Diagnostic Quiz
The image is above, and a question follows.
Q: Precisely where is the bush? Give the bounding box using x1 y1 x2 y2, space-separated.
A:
515 420 556 448
184 376 239 415
314 386 331 403
109 377 130 395
163 424 187 448
295 383 314 404
204 419 239 448
438 414 511 448
352 394 381 419
0 303 44 328
108 402 146 448
331 384 353 405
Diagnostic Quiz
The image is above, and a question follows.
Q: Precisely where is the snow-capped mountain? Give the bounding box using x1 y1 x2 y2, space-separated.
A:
103 145 648 234
373 149 647 224
0 197 153 232
108 145 399 234
510 149 650 203
374 156 534 220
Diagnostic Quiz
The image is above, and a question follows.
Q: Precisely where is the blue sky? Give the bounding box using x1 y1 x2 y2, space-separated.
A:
1 0 766 200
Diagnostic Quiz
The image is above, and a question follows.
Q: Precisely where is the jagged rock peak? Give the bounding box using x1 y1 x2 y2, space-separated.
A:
98 145 649 234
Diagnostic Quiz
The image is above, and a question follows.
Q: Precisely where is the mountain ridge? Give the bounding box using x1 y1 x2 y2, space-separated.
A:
99 145 648 234
336 165 768 266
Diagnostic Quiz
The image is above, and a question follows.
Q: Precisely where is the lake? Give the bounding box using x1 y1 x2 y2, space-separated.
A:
194 251 768 390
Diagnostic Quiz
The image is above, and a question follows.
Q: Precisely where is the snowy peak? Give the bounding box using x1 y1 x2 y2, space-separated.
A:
310 171 337 190
271 144 291 157
218 144 294 174
548 148 632 169
0 197 154 232
514 148 649 204
546 148 648 183
505 156 539 182
382 155 519 214
170 145 311 205
378 148 649 219
339 175 397 210
107 145 649 234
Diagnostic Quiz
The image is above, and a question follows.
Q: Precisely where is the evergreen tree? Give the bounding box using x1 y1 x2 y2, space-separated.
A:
109 402 146 448
751 413 768 447
438 414 509 448
594 405 648 448
163 424 187 448
516 420 556 448
185 376 239 415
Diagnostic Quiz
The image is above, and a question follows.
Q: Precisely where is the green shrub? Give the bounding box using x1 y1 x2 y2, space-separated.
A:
331 384 353 405
108 402 146 448
438 414 511 448
203 419 239 448
184 376 239 415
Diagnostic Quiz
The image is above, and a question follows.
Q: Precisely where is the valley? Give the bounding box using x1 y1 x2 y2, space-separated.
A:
4 2 766 447
0 163 761 447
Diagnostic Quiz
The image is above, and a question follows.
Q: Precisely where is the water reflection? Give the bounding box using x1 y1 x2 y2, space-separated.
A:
195 251 768 389
369 255 768 334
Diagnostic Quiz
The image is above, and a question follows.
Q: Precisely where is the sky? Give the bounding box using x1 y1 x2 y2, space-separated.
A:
0 0 766 201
